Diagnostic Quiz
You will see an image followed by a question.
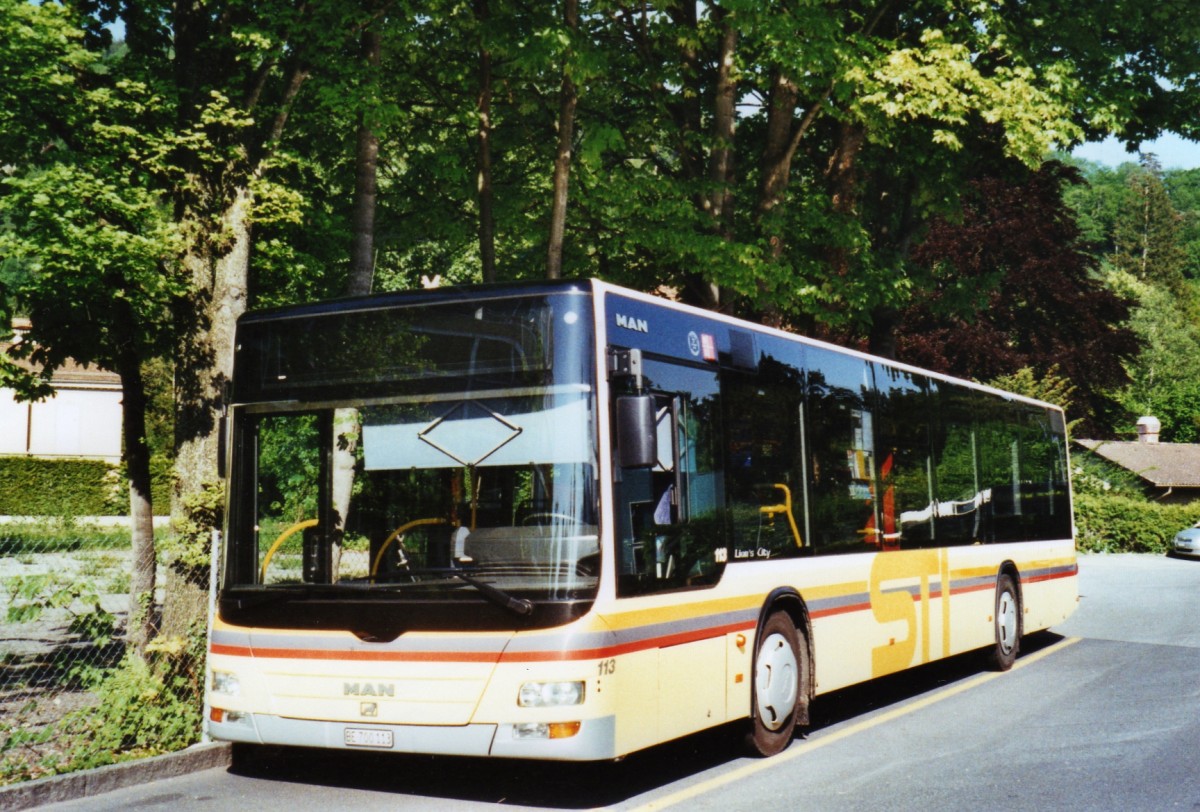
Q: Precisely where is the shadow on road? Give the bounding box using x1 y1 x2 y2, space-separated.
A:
228 631 1065 809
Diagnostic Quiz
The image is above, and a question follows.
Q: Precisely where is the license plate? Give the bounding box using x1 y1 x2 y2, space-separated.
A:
344 727 393 749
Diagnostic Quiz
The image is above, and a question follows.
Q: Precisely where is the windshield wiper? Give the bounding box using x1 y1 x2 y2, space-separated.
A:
452 571 534 616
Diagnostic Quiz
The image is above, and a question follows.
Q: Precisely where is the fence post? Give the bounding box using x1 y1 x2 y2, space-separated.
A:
202 527 220 744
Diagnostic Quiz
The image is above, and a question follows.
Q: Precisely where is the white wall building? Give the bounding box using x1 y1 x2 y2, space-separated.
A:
0 327 123 463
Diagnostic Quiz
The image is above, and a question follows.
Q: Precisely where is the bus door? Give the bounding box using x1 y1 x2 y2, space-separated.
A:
610 353 727 592
609 350 730 743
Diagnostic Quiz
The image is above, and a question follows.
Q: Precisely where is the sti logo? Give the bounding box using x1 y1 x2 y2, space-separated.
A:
615 313 650 333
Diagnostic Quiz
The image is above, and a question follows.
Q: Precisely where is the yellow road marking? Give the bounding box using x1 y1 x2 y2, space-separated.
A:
624 637 1082 812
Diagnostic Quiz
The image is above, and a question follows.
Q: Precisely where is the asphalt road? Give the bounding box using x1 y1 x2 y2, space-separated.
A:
42 552 1200 812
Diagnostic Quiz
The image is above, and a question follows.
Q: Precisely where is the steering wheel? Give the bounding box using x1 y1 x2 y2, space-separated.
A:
260 518 319 582
370 517 451 578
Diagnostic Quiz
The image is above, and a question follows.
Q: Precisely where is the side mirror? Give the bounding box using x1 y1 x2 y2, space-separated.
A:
617 395 657 468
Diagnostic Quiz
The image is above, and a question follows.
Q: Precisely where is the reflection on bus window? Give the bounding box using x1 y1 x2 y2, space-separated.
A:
615 361 727 595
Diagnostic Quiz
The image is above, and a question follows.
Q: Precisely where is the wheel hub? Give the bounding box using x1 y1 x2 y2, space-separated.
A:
997 589 1017 654
755 633 798 731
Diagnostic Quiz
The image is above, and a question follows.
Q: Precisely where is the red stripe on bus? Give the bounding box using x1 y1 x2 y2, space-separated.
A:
210 643 501 663
499 620 758 662
210 620 759 664
1023 568 1077 584
810 601 871 619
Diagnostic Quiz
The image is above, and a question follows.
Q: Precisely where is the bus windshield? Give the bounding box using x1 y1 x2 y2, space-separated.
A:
222 291 598 633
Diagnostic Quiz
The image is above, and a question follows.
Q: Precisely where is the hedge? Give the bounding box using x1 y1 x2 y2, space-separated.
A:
0 456 172 517
1073 491 1200 554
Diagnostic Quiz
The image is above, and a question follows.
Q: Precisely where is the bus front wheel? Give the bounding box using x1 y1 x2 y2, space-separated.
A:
986 573 1021 671
746 611 802 757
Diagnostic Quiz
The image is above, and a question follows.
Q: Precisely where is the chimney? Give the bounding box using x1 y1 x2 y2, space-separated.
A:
1136 416 1161 444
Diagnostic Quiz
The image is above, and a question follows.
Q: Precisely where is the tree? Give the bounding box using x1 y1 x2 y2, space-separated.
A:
1112 156 1190 293
101 0 387 634
474 0 497 283
349 28 383 297
1163 168 1200 280
1109 273 1200 442
1062 156 1200 440
895 162 1139 436
546 0 579 279
0 0 186 652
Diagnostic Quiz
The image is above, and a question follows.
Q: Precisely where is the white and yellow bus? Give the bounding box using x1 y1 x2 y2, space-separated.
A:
207 279 1077 760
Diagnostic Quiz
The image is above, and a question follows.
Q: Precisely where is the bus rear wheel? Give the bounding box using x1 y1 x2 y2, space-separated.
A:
986 573 1021 671
746 611 802 757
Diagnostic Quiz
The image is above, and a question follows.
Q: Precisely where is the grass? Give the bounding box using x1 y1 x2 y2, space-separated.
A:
0 520 168 556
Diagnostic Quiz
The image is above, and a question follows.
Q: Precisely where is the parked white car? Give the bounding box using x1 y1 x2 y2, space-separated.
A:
1172 522 1200 558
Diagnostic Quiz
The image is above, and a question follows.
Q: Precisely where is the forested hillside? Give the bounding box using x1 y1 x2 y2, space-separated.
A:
1064 158 1200 442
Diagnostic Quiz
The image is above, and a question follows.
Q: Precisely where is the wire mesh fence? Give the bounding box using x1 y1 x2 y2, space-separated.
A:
0 519 204 784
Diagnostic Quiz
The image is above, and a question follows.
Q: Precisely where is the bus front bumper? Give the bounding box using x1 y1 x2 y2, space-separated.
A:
207 712 618 761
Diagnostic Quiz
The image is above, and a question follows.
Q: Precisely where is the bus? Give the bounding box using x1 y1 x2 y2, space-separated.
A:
207 278 1077 760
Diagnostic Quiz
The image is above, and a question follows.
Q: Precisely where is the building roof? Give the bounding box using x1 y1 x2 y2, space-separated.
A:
1 337 121 390
1076 440 1200 488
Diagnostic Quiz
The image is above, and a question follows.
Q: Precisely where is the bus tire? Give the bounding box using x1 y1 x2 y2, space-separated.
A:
986 573 1021 671
746 611 802 757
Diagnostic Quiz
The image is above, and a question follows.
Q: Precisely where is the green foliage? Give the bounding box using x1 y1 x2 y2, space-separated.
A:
258 413 320 522
0 458 122 516
53 634 205 771
1164 168 1200 280
1070 447 1147 498
164 482 224 586
0 519 148 556
989 367 1080 430
1073 491 1199 555
0 697 64 784
1108 273 1200 442
3 572 115 647
0 457 171 519
1072 444 1200 554
1112 157 1189 292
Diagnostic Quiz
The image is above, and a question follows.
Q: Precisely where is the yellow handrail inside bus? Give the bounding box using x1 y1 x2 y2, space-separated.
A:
370 517 452 577
260 518 320 582
760 483 804 548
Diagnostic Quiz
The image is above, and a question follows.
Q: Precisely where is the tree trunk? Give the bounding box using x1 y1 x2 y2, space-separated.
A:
709 12 737 242
348 29 381 296
476 0 496 283
868 306 899 360
826 120 866 281
752 69 801 326
757 69 800 243
167 187 251 638
546 0 578 280
165 3 311 636
669 1 704 185
335 30 384 568
667 1 727 312
117 347 157 657
693 9 739 312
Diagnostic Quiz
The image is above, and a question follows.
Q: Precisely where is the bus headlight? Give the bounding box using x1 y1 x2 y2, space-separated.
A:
518 680 585 707
211 670 241 696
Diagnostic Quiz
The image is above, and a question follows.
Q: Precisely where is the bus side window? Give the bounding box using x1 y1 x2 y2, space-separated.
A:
721 359 806 561
804 349 878 554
